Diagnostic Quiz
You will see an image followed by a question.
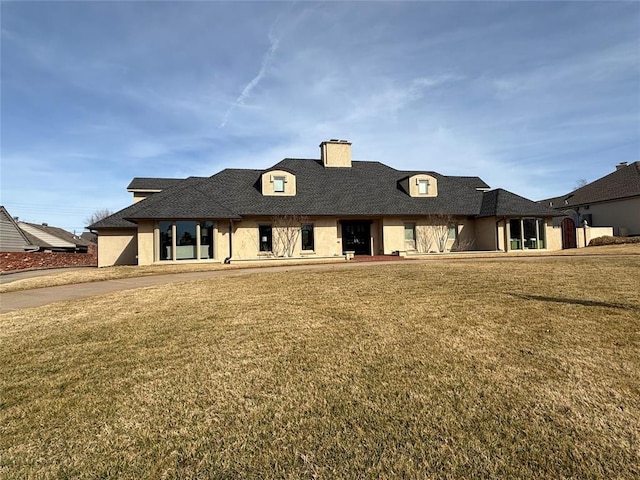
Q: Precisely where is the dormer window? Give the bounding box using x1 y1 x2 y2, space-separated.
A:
261 169 296 196
405 174 437 197
273 176 286 193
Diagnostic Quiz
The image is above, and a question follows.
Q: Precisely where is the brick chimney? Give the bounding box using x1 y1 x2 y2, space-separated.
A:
320 139 352 168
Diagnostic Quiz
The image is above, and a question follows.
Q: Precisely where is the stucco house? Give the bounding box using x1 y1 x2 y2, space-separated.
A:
90 140 559 267
541 161 640 247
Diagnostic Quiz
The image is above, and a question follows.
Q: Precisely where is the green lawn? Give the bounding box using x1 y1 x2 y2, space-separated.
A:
1 256 639 478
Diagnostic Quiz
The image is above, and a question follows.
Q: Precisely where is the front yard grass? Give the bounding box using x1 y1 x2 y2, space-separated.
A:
1 255 639 478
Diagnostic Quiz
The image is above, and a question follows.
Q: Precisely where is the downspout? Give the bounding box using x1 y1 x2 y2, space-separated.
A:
224 219 233 264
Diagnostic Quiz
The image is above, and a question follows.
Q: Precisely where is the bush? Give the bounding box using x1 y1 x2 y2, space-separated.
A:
588 235 640 246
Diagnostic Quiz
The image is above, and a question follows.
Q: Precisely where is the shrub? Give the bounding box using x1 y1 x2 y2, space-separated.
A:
588 235 640 246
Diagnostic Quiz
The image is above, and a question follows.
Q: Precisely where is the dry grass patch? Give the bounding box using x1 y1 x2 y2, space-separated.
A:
1 257 639 478
0 258 345 294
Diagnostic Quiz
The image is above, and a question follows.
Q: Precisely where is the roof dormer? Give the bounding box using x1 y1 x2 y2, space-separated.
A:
261 169 296 196
399 174 438 197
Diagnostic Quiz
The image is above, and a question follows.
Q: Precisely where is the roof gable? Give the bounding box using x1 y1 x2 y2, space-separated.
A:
0 206 33 251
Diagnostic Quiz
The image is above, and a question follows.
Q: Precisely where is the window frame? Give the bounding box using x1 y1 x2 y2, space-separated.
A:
259 224 273 253
301 223 315 251
418 179 429 195
157 220 215 261
404 222 416 250
273 176 286 193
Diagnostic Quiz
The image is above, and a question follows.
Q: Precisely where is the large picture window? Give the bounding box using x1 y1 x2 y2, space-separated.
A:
301 224 314 251
157 220 215 261
259 225 272 252
176 221 197 260
509 218 546 250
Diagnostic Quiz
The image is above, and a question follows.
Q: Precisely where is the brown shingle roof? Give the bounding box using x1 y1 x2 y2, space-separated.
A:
541 161 640 208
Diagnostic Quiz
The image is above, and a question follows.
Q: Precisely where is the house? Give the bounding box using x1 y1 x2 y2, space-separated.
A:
0 206 37 252
541 161 640 247
0 206 95 253
90 140 560 267
17 221 95 253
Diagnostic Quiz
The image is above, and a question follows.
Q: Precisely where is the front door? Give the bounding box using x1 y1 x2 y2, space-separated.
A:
561 217 577 249
341 221 371 255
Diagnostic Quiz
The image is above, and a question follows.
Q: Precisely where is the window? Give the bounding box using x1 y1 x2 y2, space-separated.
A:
447 224 457 240
418 179 429 194
274 176 285 193
175 221 197 260
200 221 214 259
509 218 545 250
259 225 272 252
301 224 314 251
159 221 173 260
158 220 215 261
404 223 416 250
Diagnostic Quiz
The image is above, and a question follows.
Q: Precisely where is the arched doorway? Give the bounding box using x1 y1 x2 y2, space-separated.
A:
561 217 577 249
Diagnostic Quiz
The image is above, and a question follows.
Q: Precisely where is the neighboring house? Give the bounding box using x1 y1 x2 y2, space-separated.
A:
90 140 559 267
1 205 95 254
16 221 95 253
541 161 640 246
0 206 38 252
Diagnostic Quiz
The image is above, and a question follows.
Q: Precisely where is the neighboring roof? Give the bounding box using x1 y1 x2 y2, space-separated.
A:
479 189 559 218
541 161 640 208
97 158 553 228
127 177 184 191
80 232 97 244
0 206 35 252
18 222 94 249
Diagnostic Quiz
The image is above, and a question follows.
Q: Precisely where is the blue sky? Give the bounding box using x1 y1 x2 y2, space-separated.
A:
1 1 639 233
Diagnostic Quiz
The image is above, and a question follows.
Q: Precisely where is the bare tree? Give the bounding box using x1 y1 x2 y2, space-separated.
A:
416 214 454 253
271 214 308 257
451 236 475 252
85 208 113 227
574 178 588 189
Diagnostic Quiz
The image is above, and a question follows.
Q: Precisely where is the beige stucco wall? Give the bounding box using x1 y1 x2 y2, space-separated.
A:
137 221 155 265
473 217 499 251
97 229 137 267
580 197 640 236
321 141 351 168
382 216 470 254
260 170 297 196
382 217 404 254
547 225 563 251
456 218 475 251
408 174 438 197
576 226 615 248
231 217 341 259
132 192 154 203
